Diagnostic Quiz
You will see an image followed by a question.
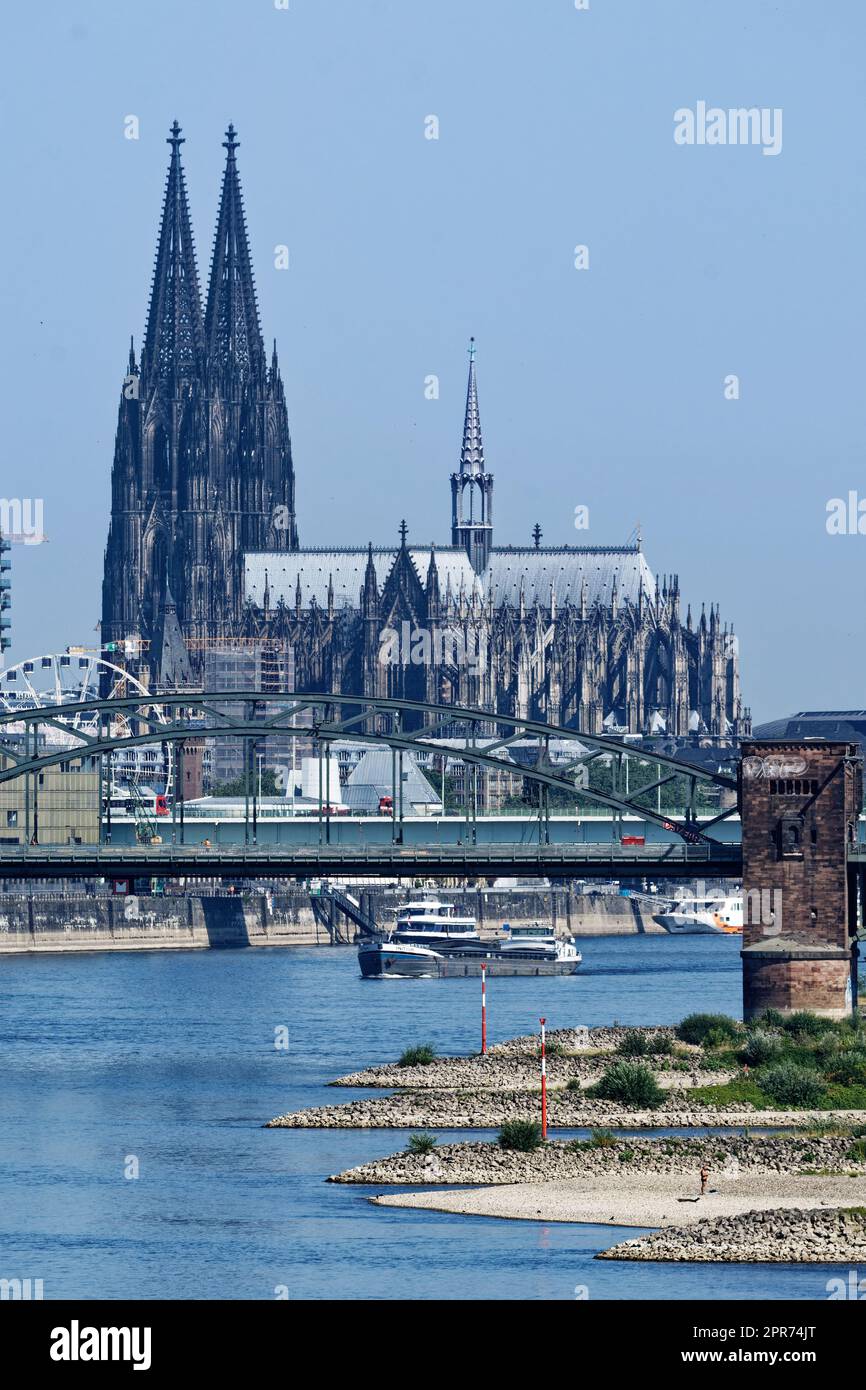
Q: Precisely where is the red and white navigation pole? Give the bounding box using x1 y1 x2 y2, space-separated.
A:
540 1016 547 1140
480 963 488 1055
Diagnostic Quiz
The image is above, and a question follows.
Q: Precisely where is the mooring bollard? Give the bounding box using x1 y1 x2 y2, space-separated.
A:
540 1015 547 1139
481 962 487 1055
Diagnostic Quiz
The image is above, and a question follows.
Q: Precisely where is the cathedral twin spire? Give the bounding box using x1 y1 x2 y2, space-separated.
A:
141 121 204 383
141 121 265 387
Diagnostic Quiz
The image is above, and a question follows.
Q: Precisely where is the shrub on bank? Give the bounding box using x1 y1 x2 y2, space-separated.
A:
757 1008 786 1030
592 1061 664 1110
758 1062 827 1108
741 1030 784 1067
498 1120 544 1152
846 1138 866 1163
616 1031 649 1056
827 1051 866 1088
398 1043 437 1067
647 1035 674 1056
782 1011 836 1039
676 1013 740 1047
406 1132 438 1154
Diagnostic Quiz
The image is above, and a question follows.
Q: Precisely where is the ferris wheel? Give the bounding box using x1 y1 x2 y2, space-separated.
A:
0 651 173 794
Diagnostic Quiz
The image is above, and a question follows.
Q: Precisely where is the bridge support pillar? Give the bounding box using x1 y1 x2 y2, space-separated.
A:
740 739 861 1022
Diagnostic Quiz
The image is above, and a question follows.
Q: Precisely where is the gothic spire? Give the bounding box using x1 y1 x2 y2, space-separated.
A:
142 121 204 383
205 124 265 381
458 338 484 476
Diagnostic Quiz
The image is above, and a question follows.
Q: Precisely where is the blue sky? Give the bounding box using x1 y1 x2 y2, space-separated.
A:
1 0 864 721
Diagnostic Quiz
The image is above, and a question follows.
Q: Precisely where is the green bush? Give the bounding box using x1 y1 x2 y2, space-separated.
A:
814 1033 843 1061
593 1061 664 1110
846 1138 866 1163
827 1051 866 1088
758 1062 827 1108
648 1034 674 1055
566 1077 582 1092
703 1026 736 1050
741 1030 784 1067
498 1119 544 1152
676 1013 741 1046
398 1043 437 1067
782 1011 836 1038
617 1031 649 1056
758 1008 786 1030
406 1131 438 1154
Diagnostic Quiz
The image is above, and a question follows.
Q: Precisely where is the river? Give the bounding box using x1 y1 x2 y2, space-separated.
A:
0 933 847 1299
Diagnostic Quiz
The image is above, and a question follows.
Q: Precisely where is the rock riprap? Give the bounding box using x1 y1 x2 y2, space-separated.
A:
598 1206 866 1262
328 1134 866 1185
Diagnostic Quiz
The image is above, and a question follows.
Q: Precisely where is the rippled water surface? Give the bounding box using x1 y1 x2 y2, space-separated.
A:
0 934 848 1299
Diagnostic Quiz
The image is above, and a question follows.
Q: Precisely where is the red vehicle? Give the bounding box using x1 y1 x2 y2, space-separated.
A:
155 794 169 817
621 835 645 847
378 795 393 815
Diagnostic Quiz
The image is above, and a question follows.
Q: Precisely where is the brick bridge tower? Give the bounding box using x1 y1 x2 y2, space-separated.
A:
740 739 862 1021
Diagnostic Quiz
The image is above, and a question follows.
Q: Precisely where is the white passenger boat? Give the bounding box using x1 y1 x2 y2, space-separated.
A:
390 894 480 948
653 894 743 935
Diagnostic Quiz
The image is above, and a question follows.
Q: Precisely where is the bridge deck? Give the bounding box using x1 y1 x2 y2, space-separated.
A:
0 842 744 880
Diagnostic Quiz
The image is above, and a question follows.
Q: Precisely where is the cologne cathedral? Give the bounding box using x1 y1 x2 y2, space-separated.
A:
102 124 749 739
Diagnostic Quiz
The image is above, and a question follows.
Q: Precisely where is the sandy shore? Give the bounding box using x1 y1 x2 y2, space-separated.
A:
372 1171 866 1228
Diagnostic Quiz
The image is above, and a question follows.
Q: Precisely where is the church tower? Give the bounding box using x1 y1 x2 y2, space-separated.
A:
451 338 494 574
101 122 298 685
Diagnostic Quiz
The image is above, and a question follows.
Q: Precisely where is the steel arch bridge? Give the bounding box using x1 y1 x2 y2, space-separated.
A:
0 691 739 852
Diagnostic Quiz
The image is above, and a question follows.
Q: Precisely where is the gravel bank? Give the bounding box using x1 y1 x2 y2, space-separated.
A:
371 1173 866 1231
266 1087 866 1130
599 1206 866 1262
329 1134 866 1185
330 1054 720 1093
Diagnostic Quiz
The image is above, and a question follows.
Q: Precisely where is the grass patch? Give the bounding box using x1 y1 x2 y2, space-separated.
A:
398 1043 437 1067
692 1076 866 1111
406 1132 437 1154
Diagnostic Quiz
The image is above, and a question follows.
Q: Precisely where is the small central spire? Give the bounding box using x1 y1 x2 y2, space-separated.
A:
223 122 239 155
459 337 484 477
168 119 184 150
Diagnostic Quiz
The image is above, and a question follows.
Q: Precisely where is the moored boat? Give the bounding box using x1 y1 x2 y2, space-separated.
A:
357 937 442 978
653 894 742 935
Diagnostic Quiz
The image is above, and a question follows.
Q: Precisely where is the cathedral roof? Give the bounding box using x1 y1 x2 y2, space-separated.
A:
245 546 482 610
485 546 655 608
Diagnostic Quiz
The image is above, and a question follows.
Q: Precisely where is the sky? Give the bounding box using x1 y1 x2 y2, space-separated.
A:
1 0 864 723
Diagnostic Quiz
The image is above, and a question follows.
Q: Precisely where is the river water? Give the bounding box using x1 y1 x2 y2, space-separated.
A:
0 933 850 1300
